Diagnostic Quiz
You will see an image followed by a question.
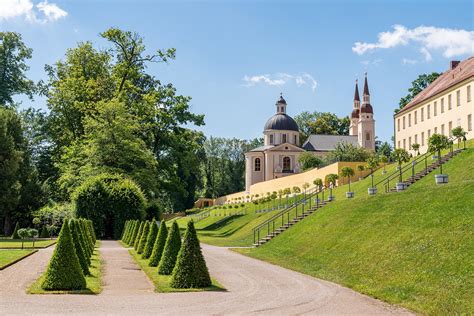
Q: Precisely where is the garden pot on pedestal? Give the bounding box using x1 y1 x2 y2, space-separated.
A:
346 192 354 198
435 174 449 184
368 187 377 195
396 182 407 191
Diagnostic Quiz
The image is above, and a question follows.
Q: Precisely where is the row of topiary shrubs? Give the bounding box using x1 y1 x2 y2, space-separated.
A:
41 219 96 290
121 219 212 288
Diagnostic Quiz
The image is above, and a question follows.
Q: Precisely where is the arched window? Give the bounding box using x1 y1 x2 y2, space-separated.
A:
366 132 370 141
269 134 274 144
283 156 291 172
255 158 261 171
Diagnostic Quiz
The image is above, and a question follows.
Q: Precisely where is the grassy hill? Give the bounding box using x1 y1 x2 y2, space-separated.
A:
236 146 474 315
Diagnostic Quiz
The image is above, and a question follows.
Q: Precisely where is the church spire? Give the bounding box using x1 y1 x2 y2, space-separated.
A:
363 72 370 96
354 79 360 104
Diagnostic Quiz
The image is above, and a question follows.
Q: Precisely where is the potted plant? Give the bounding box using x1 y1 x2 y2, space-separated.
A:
390 148 410 191
428 134 450 184
411 143 421 156
292 186 301 203
356 165 365 180
313 178 323 204
302 183 310 201
326 174 338 201
452 126 467 149
366 156 379 195
379 155 388 174
340 167 355 198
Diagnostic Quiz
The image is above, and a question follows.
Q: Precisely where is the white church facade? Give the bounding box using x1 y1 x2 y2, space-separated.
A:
244 74 376 191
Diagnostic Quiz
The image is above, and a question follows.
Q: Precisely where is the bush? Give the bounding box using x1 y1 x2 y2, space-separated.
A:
158 221 181 275
73 173 145 239
134 221 145 250
41 221 86 290
149 221 168 267
124 220 136 244
145 203 162 221
143 219 158 259
137 221 150 254
170 221 211 288
69 220 90 275
11 222 20 239
32 203 73 237
128 220 140 246
40 226 49 238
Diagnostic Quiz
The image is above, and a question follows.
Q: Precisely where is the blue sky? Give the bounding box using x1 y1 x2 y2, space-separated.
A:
1 0 473 143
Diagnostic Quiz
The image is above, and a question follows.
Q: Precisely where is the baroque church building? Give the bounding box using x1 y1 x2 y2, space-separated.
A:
244 74 375 191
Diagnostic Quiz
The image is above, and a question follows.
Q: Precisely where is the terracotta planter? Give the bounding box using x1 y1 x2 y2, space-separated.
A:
396 182 407 191
346 192 354 198
435 174 449 184
368 187 377 195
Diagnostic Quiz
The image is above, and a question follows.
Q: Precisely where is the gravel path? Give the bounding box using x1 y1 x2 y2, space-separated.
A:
0 240 412 315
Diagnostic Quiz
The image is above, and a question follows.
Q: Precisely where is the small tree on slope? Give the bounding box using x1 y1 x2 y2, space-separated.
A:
137 221 150 254
41 221 86 290
70 220 90 275
158 221 181 275
143 219 158 259
170 221 212 288
149 221 168 267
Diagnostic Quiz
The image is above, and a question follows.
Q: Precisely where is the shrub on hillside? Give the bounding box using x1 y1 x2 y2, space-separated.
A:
137 221 150 254
170 221 212 288
41 221 86 290
11 222 20 239
149 221 168 267
143 219 158 259
158 221 181 275
70 220 90 275
73 173 145 239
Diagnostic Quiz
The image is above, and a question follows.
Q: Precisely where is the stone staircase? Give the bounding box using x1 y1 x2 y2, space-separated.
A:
253 199 332 247
388 149 463 192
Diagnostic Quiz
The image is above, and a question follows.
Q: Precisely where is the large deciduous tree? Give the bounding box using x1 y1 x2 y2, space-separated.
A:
294 111 350 144
396 72 441 113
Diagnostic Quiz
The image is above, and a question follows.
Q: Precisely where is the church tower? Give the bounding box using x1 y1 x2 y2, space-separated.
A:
349 79 360 136
357 73 375 150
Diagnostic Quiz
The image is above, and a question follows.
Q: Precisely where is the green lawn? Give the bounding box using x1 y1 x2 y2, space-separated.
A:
0 239 56 249
28 241 103 294
128 249 225 293
235 146 474 315
0 250 36 269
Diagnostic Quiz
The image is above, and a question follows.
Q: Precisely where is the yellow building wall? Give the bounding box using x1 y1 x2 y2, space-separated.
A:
215 161 373 204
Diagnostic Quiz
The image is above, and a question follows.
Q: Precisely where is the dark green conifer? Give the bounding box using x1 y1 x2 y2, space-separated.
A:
170 221 211 288
143 219 158 259
137 221 150 254
158 221 181 275
134 221 144 250
149 221 168 267
11 222 20 239
41 221 86 290
70 220 90 275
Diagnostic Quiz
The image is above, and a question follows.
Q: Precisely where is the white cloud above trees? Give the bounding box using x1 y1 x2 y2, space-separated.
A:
0 0 67 23
243 73 317 92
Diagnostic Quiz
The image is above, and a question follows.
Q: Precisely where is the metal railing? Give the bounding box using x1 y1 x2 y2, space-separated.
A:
252 186 326 245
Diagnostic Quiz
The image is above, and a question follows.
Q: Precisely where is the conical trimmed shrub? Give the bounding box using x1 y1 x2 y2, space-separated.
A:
134 221 145 250
40 226 49 238
158 221 181 275
137 221 150 254
128 220 139 246
124 220 134 244
41 221 86 290
143 220 158 259
87 220 96 244
77 220 91 259
121 220 130 241
70 220 90 275
170 221 211 288
11 222 20 239
149 221 168 267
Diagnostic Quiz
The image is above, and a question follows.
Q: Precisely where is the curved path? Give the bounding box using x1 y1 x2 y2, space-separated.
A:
0 240 412 315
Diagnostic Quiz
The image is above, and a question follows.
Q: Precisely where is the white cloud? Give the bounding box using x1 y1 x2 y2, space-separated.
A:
402 58 418 65
243 73 317 92
352 25 474 60
361 59 382 66
0 0 67 23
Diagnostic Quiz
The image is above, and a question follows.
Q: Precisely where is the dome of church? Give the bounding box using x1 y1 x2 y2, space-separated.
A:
264 113 299 131
351 108 360 118
361 103 373 114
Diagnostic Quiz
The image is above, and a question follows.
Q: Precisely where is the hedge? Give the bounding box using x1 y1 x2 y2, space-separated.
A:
143 219 158 259
158 221 181 275
149 221 168 267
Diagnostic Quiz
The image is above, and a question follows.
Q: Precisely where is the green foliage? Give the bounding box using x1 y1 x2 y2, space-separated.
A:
137 221 150 254
294 111 350 144
70 220 90 275
397 72 442 113
298 152 323 171
365 156 379 172
158 221 181 275
11 222 20 239
134 221 145 250
145 203 162 221
428 134 450 154
41 221 86 290
326 174 339 186
375 141 393 159
340 167 354 178
149 221 168 267
32 203 73 236
328 142 370 162
390 149 410 166
128 220 140 246
143 220 158 259
40 226 49 238
170 221 211 288
313 178 323 189
73 173 145 239
452 127 467 148
411 143 421 155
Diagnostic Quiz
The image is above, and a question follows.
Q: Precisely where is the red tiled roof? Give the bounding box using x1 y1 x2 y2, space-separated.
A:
397 56 474 116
